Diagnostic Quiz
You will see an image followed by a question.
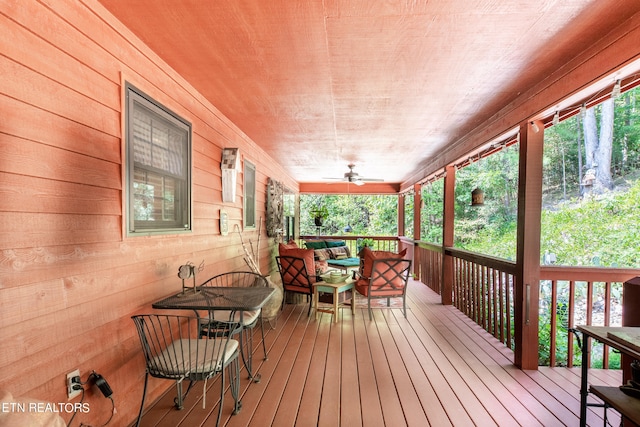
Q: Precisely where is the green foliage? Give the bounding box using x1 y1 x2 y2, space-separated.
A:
404 194 414 238
310 205 329 220
541 179 640 267
421 180 444 243
300 194 398 236
454 145 519 259
452 85 640 267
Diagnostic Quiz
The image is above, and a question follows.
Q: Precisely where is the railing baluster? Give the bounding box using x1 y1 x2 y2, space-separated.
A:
568 280 576 368
550 279 558 367
499 270 505 343
603 281 612 369
506 272 512 349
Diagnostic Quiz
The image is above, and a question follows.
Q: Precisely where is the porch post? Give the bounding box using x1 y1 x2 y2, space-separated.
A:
514 120 543 370
441 165 455 305
398 193 405 237
413 183 421 241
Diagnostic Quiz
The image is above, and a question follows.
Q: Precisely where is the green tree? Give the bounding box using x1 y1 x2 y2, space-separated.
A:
299 194 398 236
421 179 444 244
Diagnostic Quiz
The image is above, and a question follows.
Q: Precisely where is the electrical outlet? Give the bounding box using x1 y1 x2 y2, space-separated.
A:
66 369 81 400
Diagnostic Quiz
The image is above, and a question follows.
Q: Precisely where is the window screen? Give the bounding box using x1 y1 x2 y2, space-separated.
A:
126 84 192 234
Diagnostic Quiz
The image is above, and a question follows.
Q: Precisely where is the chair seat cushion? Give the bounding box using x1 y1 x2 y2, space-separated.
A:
150 338 239 377
202 309 260 326
327 257 360 267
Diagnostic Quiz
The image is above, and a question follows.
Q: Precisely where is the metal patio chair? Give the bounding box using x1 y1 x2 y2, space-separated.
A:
276 255 316 316
198 271 269 381
131 314 241 427
354 258 412 320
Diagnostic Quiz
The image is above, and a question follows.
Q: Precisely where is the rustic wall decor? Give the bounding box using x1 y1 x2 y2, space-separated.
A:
266 178 284 237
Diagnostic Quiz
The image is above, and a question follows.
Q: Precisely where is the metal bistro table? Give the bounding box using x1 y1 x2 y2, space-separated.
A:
152 286 275 382
577 325 640 427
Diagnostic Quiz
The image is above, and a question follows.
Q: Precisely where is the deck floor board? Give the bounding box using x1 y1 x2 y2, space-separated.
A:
135 281 622 427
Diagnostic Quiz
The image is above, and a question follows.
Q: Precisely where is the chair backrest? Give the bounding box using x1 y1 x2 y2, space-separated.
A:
200 271 267 288
358 247 408 280
131 314 239 380
276 255 315 290
368 258 412 297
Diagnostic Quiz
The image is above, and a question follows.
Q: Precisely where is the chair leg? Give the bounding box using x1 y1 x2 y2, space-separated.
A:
368 297 373 321
173 378 184 411
237 327 250 380
216 360 225 427
259 314 268 360
135 372 149 427
403 294 407 318
229 357 242 415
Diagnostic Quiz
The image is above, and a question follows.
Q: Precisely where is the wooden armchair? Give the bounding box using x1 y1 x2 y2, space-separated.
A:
354 258 412 320
276 255 316 316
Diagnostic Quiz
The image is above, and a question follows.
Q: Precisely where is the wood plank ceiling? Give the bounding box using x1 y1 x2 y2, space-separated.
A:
98 0 638 189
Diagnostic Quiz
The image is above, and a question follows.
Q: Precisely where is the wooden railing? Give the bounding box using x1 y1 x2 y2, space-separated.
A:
415 240 640 367
416 243 516 350
414 241 443 294
447 247 517 350
539 266 638 368
301 238 639 368
298 235 399 257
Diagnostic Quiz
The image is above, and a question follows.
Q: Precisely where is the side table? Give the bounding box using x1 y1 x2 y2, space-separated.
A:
313 279 355 323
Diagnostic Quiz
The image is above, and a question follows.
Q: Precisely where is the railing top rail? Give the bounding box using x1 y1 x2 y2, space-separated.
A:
445 246 517 274
299 235 399 241
415 240 444 253
541 265 640 282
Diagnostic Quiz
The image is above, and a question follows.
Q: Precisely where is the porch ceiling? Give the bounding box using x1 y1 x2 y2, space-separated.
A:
98 0 636 189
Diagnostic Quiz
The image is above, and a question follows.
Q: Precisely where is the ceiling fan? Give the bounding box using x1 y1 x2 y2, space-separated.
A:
324 164 384 186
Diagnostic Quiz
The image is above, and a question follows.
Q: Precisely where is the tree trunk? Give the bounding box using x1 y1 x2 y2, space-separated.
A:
582 101 615 194
583 107 598 169
595 98 615 191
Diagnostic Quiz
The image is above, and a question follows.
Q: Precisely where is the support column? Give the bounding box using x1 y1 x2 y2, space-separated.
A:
413 183 421 242
514 120 544 370
441 165 455 305
398 193 405 238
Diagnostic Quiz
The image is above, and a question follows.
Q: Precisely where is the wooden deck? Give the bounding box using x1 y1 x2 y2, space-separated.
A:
135 281 622 427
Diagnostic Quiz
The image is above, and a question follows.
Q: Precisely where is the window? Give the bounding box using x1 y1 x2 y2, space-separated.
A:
243 160 256 229
125 83 192 234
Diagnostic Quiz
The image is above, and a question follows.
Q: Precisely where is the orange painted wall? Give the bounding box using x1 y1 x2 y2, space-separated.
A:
0 1 296 425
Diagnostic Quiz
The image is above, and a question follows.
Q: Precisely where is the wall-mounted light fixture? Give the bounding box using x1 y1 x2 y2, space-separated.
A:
221 148 239 202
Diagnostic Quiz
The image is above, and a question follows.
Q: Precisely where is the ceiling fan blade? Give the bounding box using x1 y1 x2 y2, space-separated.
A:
321 164 384 184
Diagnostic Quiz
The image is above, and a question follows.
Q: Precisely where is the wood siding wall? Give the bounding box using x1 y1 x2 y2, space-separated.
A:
0 1 297 425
